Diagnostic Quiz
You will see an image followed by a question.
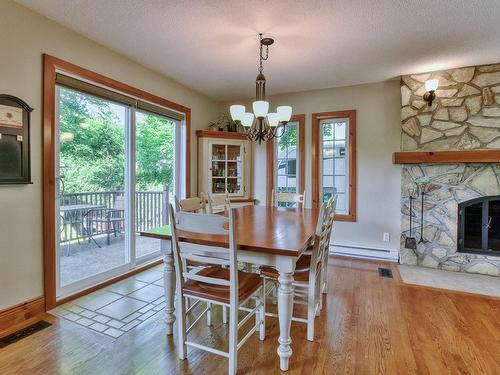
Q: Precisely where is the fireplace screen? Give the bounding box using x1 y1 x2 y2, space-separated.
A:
458 196 500 254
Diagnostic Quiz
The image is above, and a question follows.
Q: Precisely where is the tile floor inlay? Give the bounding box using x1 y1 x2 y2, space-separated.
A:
50 265 165 339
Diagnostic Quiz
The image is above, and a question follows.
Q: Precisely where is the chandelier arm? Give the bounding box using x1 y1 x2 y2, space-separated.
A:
275 123 287 138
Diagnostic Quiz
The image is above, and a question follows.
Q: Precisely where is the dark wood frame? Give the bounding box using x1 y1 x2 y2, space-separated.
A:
43 54 191 309
312 110 357 221
266 114 306 206
0 95 33 184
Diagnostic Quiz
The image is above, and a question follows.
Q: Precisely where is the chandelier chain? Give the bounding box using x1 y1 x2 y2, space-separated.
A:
258 33 269 73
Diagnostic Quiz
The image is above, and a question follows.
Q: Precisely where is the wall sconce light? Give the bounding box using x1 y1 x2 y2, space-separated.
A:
423 79 439 106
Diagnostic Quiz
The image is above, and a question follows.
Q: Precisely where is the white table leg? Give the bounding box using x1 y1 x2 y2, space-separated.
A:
276 258 296 371
161 239 176 335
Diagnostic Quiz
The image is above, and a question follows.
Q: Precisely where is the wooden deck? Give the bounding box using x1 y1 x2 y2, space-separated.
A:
59 235 160 286
1 257 499 374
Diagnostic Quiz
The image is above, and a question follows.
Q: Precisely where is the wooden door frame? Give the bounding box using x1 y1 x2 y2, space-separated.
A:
266 114 306 206
43 54 191 309
311 110 357 221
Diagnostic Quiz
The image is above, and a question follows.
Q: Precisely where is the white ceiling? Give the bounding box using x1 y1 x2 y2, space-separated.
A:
16 0 500 100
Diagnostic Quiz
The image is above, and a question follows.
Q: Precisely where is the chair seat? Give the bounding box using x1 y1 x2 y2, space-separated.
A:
259 254 311 282
183 266 263 304
186 259 212 268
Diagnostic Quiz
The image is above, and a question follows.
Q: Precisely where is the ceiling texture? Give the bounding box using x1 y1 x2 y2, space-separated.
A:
16 0 500 100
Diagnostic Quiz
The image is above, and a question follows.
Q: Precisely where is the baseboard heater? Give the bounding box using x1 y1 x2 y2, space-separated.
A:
329 243 398 262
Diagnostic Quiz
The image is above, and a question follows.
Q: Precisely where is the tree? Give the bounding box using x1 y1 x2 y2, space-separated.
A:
136 113 175 191
278 125 297 153
59 88 125 193
58 87 175 193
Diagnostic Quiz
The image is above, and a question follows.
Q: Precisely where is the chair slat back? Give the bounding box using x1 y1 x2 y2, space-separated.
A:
205 192 231 214
272 189 306 211
169 205 239 300
175 196 206 213
325 195 337 245
308 200 335 278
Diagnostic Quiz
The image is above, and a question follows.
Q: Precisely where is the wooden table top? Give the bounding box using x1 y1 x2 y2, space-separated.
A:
140 205 319 257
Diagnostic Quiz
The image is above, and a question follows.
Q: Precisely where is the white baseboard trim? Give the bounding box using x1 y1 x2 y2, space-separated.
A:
330 243 399 262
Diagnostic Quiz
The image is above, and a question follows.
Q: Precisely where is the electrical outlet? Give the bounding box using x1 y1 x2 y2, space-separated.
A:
383 232 390 242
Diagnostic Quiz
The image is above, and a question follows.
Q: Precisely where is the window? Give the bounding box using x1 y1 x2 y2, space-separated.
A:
266 114 305 205
312 110 356 221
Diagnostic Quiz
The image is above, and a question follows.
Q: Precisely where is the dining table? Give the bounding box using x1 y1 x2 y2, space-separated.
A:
140 205 319 371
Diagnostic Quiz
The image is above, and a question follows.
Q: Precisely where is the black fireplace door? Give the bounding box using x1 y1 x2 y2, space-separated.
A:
458 196 500 254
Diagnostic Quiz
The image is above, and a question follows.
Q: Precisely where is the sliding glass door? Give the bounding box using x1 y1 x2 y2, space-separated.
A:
55 86 178 298
135 110 177 260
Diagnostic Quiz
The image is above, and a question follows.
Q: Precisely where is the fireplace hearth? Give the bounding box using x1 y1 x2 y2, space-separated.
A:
458 196 500 255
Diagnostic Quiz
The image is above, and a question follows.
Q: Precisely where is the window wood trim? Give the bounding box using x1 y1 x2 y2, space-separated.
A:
312 110 357 222
266 114 305 206
43 54 191 309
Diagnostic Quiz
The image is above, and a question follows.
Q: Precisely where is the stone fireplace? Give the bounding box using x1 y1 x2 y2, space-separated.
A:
398 62 500 277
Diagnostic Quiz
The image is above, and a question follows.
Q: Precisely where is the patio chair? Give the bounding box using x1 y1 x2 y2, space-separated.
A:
91 195 126 246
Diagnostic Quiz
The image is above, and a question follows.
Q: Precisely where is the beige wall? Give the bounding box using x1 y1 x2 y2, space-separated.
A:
0 1 218 310
221 81 402 251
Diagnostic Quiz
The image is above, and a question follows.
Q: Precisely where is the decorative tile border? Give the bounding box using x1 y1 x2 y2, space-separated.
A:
50 267 166 339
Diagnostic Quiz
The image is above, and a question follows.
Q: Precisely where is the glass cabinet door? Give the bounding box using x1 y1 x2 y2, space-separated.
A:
210 143 243 195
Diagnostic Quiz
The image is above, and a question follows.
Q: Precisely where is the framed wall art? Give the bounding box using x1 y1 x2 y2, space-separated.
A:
0 94 33 184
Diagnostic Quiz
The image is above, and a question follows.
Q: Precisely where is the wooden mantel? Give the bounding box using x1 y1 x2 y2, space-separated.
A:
393 150 500 164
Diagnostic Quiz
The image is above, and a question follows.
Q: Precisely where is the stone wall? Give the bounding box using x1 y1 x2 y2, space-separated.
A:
400 164 500 276
399 62 500 276
401 63 500 151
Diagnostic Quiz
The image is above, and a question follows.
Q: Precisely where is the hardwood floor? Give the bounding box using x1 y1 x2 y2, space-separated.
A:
0 257 498 374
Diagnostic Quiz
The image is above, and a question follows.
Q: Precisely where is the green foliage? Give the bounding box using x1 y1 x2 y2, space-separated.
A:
277 125 297 153
58 87 174 193
136 113 174 190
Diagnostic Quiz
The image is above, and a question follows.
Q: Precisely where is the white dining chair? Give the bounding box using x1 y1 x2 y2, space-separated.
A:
320 195 337 295
259 197 335 341
271 189 306 211
175 195 207 213
169 204 266 375
205 192 231 214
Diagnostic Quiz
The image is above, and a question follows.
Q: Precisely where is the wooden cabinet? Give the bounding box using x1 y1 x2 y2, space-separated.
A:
197 131 252 201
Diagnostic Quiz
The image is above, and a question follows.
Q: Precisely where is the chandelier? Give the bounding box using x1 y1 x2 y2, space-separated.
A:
230 33 292 144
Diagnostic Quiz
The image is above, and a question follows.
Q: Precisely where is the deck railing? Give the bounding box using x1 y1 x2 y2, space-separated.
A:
59 186 169 243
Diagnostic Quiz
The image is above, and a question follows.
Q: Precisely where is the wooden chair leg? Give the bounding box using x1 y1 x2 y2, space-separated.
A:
272 283 278 305
177 293 187 359
307 278 316 341
259 286 266 341
222 305 227 324
228 302 238 375
322 254 329 294
315 278 321 317
207 302 212 326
